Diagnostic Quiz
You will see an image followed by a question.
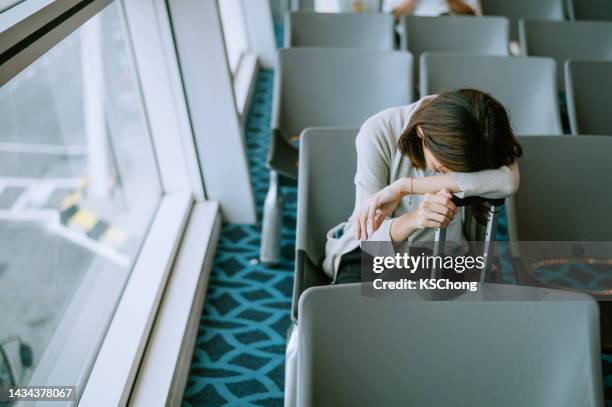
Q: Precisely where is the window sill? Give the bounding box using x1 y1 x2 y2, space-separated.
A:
129 201 221 405
79 192 194 406
233 51 259 125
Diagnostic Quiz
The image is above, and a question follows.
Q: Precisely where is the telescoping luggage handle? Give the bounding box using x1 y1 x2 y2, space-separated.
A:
431 196 505 283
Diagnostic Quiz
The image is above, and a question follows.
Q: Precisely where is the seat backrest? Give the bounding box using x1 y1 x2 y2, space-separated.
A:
298 283 603 407
401 15 509 81
286 12 394 50
274 48 413 137
519 20 612 89
420 52 562 135
296 128 358 263
565 60 612 135
481 0 564 41
508 135 612 241
567 0 612 21
292 0 315 11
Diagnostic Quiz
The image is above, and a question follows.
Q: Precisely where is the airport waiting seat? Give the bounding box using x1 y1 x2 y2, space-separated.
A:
285 12 394 50
508 136 612 242
283 128 358 407
292 128 358 320
565 60 612 135
566 0 612 21
420 52 562 135
508 136 612 347
480 0 565 42
297 283 603 407
401 15 509 82
260 48 413 265
285 128 601 407
519 20 612 89
291 0 314 11
269 48 413 179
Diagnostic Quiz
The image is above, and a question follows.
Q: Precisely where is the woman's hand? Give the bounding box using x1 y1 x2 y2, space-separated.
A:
446 0 476 15
392 0 417 20
355 179 406 240
389 189 458 242
411 189 457 229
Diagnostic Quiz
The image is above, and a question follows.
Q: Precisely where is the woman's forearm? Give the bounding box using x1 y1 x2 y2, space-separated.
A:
446 0 476 15
395 174 461 197
390 212 417 242
393 0 417 17
394 164 519 199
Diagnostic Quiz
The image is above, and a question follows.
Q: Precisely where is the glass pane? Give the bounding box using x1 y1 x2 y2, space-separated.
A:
0 0 24 13
0 0 160 398
219 0 249 73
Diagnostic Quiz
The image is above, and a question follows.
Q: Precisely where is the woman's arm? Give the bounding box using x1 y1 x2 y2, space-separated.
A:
390 189 456 242
446 0 476 15
391 162 519 199
351 115 396 240
355 161 519 240
392 0 417 19
450 162 519 198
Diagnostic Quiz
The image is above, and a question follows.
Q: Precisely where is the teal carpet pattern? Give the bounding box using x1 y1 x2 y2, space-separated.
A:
183 70 296 406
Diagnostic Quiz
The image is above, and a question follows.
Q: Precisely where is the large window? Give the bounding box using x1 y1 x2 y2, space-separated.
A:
218 0 250 74
0 0 160 399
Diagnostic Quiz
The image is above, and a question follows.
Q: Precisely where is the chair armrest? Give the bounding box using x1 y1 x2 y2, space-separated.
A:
267 128 299 179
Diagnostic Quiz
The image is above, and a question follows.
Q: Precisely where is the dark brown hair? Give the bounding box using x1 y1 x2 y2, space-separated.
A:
399 89 523 223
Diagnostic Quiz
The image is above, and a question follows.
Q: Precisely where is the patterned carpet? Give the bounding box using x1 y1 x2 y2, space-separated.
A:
183 70 295 406
182 70 612 406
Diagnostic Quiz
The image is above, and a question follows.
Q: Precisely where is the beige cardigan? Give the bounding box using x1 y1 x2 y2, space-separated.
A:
322 96 520 281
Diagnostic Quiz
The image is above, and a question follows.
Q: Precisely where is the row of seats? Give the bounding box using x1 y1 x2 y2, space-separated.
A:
262 17 612 261
290 117 612 407
424 54 612 135
271 48 612 349
294 128 610 406
295 131 612 314
481 0 612 39
290 0 612 23
281 56 611 334
273 9 611 407
262 13 612 267
271 49 611 167
287 13 612 87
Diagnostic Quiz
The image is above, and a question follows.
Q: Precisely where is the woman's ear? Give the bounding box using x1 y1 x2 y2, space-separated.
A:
416 126 424 139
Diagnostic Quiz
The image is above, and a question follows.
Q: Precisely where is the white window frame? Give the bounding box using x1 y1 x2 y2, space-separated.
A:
218 0 258 122
218 0 250 75
0 0 220 405
167 0 257 224
217 0 280 124
241 0 278 70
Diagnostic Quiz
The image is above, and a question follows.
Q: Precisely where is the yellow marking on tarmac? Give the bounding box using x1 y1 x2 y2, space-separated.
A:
58 180 129 250
101 225 127 247
61 191 81 210
69 209 98 231
78 178 88 189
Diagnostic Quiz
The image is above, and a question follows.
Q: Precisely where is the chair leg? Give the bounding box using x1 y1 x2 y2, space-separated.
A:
260 170 283 266
284 323 298 407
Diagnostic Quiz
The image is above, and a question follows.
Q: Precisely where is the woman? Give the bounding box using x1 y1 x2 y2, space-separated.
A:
323 89 522 284
383 0 480 18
